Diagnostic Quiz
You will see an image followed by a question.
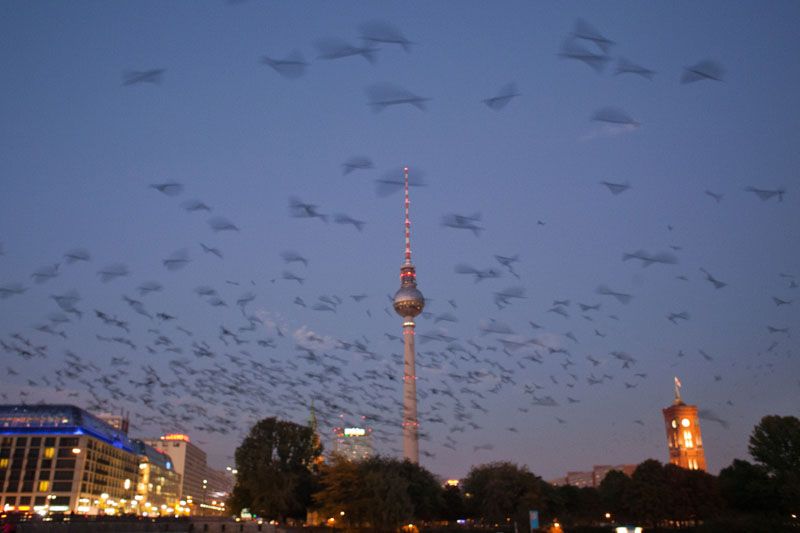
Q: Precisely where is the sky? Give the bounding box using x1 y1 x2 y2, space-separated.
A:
1 1 799 482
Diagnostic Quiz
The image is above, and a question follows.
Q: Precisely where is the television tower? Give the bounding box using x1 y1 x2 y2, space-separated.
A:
393 166 425 464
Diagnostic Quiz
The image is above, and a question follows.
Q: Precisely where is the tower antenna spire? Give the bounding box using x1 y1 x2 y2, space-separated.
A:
404 166 411 264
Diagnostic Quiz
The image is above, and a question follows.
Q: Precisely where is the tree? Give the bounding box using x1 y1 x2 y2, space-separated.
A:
462 462 544 530
229 417 322 521
627 459 669 527
313 455 442 530
598 469 632 523
441 484 466 522
748 415 800 512
748 415 800 476
718 459 778 515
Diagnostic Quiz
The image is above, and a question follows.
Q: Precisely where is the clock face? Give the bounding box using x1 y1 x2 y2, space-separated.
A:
671 419 677 429
681 418 691 428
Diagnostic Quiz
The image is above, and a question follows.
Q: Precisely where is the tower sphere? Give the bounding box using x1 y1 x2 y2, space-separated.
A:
394 285 424 318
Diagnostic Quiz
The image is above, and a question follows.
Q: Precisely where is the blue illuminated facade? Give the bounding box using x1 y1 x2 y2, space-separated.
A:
0 404 135 453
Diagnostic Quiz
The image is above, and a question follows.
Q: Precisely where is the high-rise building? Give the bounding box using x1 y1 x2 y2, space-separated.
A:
331 426 373 461
662 377 707 471
142 434 207 511
392 166 425 464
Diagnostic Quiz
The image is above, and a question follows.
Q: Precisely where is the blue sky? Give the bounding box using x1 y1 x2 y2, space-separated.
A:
1 1 799 480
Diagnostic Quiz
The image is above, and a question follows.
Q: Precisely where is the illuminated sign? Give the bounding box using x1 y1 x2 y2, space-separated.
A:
161 434 190 442
344 427 366 437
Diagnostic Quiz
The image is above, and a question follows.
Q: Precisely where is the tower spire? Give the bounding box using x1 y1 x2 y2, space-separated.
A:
674 376 682 404
404 166 412 264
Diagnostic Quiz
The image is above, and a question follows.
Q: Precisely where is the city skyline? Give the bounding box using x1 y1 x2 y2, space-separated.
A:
1 1 799 482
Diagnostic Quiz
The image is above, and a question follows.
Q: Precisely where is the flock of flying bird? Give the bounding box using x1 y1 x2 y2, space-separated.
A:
1 14 796 473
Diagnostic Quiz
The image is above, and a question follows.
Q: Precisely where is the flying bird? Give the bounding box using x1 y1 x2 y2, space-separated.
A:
123 69 164 85
333 214 365 231
700 268 727 289
482 82 520 110
592 107 639 127
558 37 610 73
622 250 678 267
97 263 130 282
260 50 308 79
208 216 239 232
596 285 633 304
289 197 328 222
359 20 413 51
182 200 212 212
366 83 429 112
63 248 91 264
600 181 631 195
342 156 374 175
744 186 786 202
162 250 190 271
572 18 614 53
150 182 183 196
681 60 725 83
315 38 378 63
615 57 655 79
441 213 483 236
374 167 426 196
200 243 223 259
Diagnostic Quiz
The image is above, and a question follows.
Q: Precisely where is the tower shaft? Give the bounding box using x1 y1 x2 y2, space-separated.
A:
402 317 419 463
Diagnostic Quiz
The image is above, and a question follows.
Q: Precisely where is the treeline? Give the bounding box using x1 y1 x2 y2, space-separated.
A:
228 415 800 531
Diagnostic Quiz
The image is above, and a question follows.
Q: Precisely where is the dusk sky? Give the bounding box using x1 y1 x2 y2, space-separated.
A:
1 1 798 482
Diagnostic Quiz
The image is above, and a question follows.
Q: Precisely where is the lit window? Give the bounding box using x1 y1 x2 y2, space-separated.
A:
671 419 677 429
44 447 55 459
683 430 693 448
38 480 49 492
0 458 8 468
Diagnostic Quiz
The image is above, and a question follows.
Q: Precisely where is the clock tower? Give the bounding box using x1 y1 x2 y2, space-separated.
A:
662 377 707 471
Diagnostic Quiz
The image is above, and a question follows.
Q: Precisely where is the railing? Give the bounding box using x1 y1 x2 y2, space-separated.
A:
16 519 276 533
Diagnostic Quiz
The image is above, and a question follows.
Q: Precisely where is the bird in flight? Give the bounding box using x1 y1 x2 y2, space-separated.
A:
366 83 429 112
315 38 378 64
359 20 414 52
681 60 725 83
744 186 786 202
342 156 374 175
482 82 520 110
260 50 308 79
600 181 631 195
700 268 727 289
615 57 655 79
123 69 164 86
441 213 484 236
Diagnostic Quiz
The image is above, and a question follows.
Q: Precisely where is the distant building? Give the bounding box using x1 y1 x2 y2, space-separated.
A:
203 466 233 513
549 464 637 488
0 404 139 515
331 426 373 461
142 434 208 512
663 378 707 471
131 439 182 515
